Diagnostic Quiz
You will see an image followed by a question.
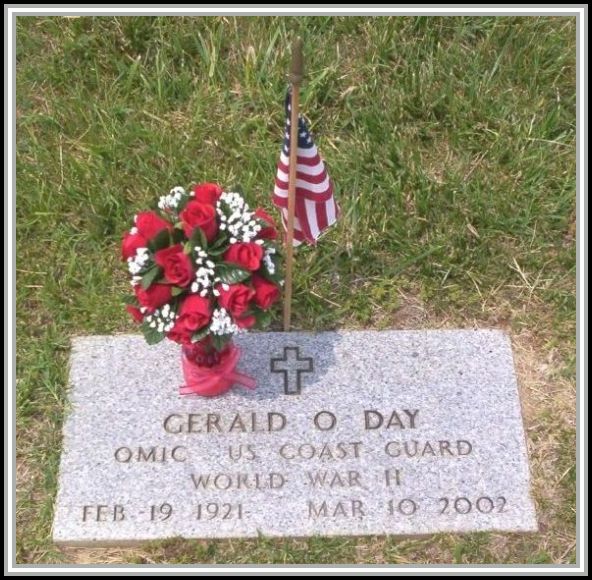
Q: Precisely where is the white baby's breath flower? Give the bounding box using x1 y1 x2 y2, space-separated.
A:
216 191 262 244
158 186 186 211
145 306 178 334
263 253 275 275
209 307 241 336
190 245 216 296
127 247 149 275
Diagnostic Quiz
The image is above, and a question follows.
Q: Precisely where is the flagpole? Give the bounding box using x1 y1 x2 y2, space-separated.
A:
283 37 303 332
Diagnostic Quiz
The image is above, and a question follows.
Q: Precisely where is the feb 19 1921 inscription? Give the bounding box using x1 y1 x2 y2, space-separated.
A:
53 330 537 545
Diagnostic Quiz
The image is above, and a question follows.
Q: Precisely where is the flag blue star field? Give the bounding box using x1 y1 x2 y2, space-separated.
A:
273 90 339 245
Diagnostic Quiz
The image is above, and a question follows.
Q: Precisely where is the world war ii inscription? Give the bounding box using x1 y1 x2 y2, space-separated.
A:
53 330 537 545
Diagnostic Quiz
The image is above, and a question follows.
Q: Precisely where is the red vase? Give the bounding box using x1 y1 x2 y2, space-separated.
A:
179 340 256 397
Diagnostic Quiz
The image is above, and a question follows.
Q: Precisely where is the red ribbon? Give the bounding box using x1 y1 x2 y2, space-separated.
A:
179 343 256 397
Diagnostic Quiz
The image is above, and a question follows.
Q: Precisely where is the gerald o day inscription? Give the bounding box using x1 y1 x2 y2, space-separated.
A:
53 330 537 544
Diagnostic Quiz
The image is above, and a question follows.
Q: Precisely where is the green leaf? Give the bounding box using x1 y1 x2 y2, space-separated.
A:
210 234 229 249
216 264 250 285
141 321 165 345
141 265 163 289
172 227 186 244
171 286 185 297
190 226 208 250
122 294 137 305
207 244 229 256
257 256 283 284
253 308 273 328
148 228 172 252
191 327 210 343
211 333 231 352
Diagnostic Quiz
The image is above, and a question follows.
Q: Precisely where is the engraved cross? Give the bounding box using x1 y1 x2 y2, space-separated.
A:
270 346 314 395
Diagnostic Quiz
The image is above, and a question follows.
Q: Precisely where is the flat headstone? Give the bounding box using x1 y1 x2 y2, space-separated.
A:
53 330 537 545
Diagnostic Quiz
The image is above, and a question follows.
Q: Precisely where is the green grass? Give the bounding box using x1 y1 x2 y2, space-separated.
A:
15 16 576 564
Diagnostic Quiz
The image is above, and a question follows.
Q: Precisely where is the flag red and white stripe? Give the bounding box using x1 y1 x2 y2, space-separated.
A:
272 90 339 245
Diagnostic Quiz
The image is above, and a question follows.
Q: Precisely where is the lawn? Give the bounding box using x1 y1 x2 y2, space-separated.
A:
15 15 576 565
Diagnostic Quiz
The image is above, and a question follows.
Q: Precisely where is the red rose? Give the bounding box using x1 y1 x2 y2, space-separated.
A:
167 317 192 345
255 208 278 240
135 211 172 240
126 304 144 323
252 275 280 309
193 182 223 205
224 242 263 271
178 295 212 331
154 244 193 287
236 315 256 329
121 231 148 260
217 284 255 317
134 283 172 312
179 200 218 242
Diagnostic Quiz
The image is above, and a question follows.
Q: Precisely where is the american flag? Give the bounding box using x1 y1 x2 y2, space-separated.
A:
273 90 339 245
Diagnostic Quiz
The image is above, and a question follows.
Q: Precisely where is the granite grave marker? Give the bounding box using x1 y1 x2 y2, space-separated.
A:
53 330 537 545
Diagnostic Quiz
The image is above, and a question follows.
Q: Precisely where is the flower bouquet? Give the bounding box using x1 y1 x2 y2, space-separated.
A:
121 182 282 396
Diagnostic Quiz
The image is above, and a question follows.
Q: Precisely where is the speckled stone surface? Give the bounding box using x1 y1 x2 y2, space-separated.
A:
53 330 537 545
